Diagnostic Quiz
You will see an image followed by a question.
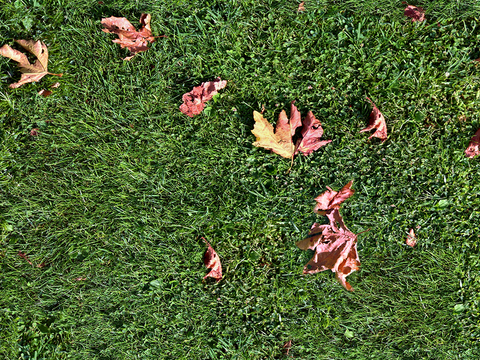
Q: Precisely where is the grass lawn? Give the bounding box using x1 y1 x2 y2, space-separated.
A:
2 0 480 358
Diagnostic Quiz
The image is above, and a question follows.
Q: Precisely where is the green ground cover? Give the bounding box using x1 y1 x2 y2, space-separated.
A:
1 0 480 358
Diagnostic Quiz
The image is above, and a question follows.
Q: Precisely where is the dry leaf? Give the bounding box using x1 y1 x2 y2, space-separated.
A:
252 102 330 159
179 78 227 117
18 251 33 265
406 228 416 247
0 40 62 88
283 340 292 356
297 181 360 291
30 128 39 136
297 2 305 12
360 97 387 142
404 5 425 22
102 14 160 60
50 82 60 88
75 277 87 281
203 238 222 282
465 128 480 158
38 89 52 97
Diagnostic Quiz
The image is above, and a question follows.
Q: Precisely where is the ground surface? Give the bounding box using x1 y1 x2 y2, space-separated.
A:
1 0 480 359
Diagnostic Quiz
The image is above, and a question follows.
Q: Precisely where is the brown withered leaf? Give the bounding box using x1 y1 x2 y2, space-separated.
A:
404 5 425 22
406 228 416 247
102 14 160 60
465 128 480 158
297 2 305 12
283 340 292 356
18 251 33 265
252 102 330 159
360 97 387 142
297 181 360 291
0 40 62 88
179 78 227 117
38 89 52 97
50 82 60 88
203 238 222 282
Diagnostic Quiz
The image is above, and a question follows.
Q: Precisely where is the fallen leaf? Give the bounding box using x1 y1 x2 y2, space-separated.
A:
38 89 52 97
75 277 86 281
252 102 330 159
179 78 227 117
297 181 360 291
101 14 160 60
313 180 354 215
203 238 222 282
37 262 47 268
360 97 387 142
30 128 39 136
297 2 305 12
406 228 416 247
404 5 425 22
465 128 480 158
0 40 62 88
18 251 33 265
295 111 332 155
50 82 60 88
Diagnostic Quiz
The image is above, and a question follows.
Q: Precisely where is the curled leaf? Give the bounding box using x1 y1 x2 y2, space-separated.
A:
404 5 425 22
465 128 480 158
179 78 227 117
360 97 387 142
102 14 160 60
203 238 222 282
314 180 354 215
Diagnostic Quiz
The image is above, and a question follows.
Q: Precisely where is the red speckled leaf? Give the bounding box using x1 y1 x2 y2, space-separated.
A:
180 78 227 117
465 128 480 158
404 5 425 22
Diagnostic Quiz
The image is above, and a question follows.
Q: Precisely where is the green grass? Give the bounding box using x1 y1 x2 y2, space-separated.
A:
1 0 480 358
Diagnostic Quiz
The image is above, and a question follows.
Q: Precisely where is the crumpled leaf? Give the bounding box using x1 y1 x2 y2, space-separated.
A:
252 102 330 159
404 5 425 22
179 78 227 117
0 40 62 88
203 238 222 282
406 228 417 247
360 97 387 142
297 181 360 291
102 14 160 60
297 2 305 12
314 180 354 215
465 128 480 158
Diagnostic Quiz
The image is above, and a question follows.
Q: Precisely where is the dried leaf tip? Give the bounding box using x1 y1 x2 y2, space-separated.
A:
360 97 387 142
202 238 222 282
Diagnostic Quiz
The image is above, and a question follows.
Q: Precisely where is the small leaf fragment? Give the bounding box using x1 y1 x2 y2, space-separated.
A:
38 89 52 97
179 78 227 117
404 5 425 22
465 128 480 158
297 2 305 12
406 228 416 247
360 97 387 142
203 238 222 282
0 40 62 88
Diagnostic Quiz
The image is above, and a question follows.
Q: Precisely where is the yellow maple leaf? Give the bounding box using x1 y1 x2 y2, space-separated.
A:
0 40 62 88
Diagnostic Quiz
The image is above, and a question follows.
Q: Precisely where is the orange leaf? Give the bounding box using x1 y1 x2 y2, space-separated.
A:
179 78 227 117
0 40 62 88
360 97 387 142
465 128 480 158
203 238 222 282
101 14 160 60
297 2 305 12
404 5 425 22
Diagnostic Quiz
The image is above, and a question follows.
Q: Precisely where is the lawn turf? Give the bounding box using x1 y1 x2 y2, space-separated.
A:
1 0 480 358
